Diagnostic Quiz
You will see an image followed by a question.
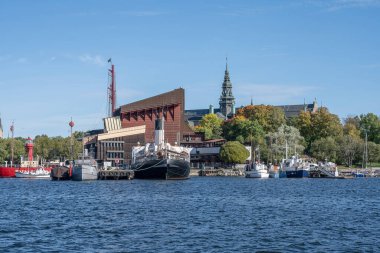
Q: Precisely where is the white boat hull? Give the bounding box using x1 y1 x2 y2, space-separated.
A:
15 172 50 179
245 171 270 178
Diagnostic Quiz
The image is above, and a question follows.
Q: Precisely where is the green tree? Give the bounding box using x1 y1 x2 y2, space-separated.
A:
34 135 51 162
337 135 362 167
0 137 26 164
357 113 380 144
367 142 380 165
266 125 305 163
222 116 264 144
310 137 338 162
219 141 250 164
195 114 223 140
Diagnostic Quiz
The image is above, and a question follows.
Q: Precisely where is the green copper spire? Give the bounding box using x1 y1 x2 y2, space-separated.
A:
219 58 235 117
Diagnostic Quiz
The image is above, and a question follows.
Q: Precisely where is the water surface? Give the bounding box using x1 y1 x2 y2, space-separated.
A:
0 177 379 252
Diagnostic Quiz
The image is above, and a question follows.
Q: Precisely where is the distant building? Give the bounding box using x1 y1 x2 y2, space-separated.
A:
84 88 198 166
275 100 318 118
185 60 319 125
115 88 194 145
185 59 235 126
83 117 146 167
219 59 235 117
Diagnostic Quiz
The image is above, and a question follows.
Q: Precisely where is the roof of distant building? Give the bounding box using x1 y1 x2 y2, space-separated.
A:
275 102 317 118
118 88 185 114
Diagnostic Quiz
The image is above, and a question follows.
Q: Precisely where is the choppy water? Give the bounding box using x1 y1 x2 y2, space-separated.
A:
0 177 379 252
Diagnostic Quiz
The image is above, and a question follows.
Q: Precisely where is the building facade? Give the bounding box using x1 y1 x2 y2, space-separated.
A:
83 117 146 166
115 88 194 146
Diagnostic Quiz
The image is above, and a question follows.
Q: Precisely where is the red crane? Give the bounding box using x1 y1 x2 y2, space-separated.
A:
108 59 116 117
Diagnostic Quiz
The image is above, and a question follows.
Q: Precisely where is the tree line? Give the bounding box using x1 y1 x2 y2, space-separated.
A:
195 105 380 167
0 132 84 165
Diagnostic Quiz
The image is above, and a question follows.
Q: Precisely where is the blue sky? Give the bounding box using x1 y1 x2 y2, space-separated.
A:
1 0 379 138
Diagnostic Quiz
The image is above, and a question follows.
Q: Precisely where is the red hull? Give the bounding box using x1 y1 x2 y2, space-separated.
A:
0 167 16 178
0 167 52 178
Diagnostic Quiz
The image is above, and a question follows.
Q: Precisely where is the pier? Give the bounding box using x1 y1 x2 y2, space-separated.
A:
98 170 134 180
198 168 244 177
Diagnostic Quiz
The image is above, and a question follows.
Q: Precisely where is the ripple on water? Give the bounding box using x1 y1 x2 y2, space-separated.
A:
0 177 379 252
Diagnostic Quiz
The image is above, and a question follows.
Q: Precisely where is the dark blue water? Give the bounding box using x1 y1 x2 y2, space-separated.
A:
0 177 379 252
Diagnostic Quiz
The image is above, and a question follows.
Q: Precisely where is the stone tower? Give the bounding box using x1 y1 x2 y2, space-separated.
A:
219 59 235 117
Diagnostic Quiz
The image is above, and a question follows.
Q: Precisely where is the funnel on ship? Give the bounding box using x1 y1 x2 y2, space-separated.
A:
154 118 164 146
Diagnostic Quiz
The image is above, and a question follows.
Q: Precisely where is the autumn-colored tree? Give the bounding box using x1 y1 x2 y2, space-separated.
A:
194 114 223 140
296 108 343 151
343 122 361 139
236 105 286 133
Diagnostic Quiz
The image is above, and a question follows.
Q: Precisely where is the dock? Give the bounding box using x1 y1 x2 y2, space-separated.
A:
98 170 134 180
198 168 244 177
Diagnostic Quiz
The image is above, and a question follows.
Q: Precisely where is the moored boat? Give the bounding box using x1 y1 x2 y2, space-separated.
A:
15 167 50 179
245 162 269 178
15 137 52 179
50 166 72 180
72 159 98 181
0 166 16 178
281 156 310 178
131 118 191 180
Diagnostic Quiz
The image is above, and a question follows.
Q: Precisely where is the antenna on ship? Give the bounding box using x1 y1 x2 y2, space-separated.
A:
107 58 116 117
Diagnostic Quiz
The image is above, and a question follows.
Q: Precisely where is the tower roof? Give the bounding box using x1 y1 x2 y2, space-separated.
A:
219 58 235 117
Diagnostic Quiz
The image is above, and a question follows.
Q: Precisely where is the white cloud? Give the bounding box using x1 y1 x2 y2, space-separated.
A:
79 54 106 67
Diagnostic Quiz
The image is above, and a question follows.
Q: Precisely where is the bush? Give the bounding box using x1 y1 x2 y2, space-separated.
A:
219 141 249 164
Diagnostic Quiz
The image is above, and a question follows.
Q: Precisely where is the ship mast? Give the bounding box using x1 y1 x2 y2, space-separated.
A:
10 122 14 166
108 59 116 117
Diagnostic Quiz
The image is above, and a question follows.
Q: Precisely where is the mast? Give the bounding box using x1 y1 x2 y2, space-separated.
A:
108 59 116 117
285 139 288 160
10 122 14 166
69 118 75 163
364 130 368 169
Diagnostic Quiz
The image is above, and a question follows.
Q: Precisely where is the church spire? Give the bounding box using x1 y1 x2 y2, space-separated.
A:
219 58 235 117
